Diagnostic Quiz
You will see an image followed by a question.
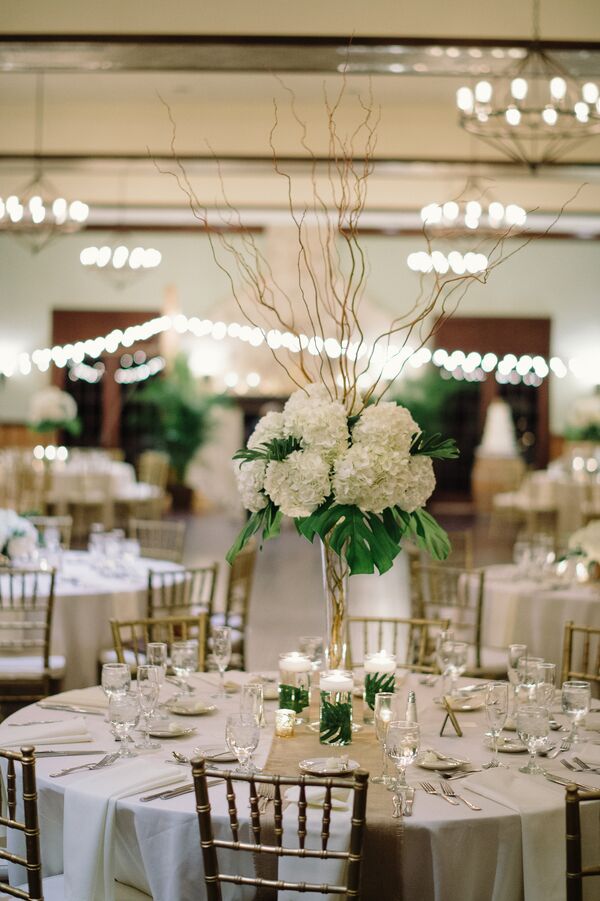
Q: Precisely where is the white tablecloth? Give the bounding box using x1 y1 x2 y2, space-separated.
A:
482 564 600 669
4 672 600 901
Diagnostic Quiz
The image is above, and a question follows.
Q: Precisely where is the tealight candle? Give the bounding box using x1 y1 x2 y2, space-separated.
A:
279 652 312 673
275 708 295 738
320 671 354 693
279 652 312 722
364 652 396 674
363 652 397 724
319 670 353 746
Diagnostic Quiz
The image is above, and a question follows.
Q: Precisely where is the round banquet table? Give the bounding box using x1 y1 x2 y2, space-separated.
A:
45 551 182 690
481 564 600 671
3 672 600 901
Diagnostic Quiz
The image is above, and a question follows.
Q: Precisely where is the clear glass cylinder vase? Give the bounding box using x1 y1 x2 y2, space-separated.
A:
320 538 349 670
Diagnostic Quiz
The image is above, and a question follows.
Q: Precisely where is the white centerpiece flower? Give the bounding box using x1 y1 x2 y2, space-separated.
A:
0 509 38 558
264 450 331 518
28 386 80 435
569 520 600 564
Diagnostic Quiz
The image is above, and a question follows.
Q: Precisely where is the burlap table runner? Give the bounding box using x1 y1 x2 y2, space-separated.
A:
255 701 404 900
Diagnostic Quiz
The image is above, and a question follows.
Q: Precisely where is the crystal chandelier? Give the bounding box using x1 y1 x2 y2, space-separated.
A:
456 0 600 166
0 76 89 252
420 198 526 231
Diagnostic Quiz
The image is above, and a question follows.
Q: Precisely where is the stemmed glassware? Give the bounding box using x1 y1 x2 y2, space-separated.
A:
146 641 168 717
241 683 266 727
507 644 527 713
516 656 544 705
135 665 161 750
372 692 395 785
171 640 198 696
484 681 509 768
446 642 468 697
212 626 232 699
435 629 455 692
109 693 139 758
298 636 325 671
101 663 131 722
516 705 549 775
225 713 260 773
535 662 556 711
562 680 591 744
385 720 420 791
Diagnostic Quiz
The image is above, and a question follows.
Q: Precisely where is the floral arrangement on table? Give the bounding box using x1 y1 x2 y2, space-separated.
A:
565 394 600 443
29 386 81 436
569 520 600 573
0 509 38 560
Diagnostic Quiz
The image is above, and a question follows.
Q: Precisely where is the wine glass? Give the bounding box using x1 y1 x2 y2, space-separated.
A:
385 720 420 791
241 683 265 727
135 665 161 750
109 693 139 758
372 692 395 785
101 663 131 721
225 713 260 773
435 629 455 693
171 640 198 695
212 626 232 699
516 705 549 775
485 681 509 768
298 636 325 671
562 680 591 744
516 656 544 705
507 644 527 713
446 642 468 697
535 662 556 711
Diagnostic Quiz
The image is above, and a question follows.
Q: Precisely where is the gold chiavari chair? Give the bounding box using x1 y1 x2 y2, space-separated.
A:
410 561 505 678
193 758 369 900
0 568 64 712
146 565 218 620
561 622 600 687
566 784 600 901
137 451 170 492
129 518 186 564
348 615 451 674
110 613 207 672
446 529 475 569
217 541 257 670
24 515 72 550
0 745 43 901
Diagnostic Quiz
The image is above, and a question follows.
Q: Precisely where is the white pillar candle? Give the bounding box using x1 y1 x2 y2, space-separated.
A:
279 652 312 673
320 671 354 693
364 652 397 674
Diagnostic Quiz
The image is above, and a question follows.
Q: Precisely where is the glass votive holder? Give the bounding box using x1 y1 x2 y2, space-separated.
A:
278 652 312 722
363 652 397 724
275 708 296 738
319 670 353 746
298 635 325 671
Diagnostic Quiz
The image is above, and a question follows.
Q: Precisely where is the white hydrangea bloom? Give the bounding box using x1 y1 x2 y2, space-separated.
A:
283 386 348 462
234 460 268 513
332 445 414 514
247 411 287 450
264 450 331 518
0 509 38 556
352 402 417 455
569 519 600 563
396 455 436 513
29 387 78 425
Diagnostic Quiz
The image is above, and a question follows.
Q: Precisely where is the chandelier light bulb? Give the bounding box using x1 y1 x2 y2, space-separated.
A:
505 105 521 126
475 80 493 104
542 105 558 126
582 82 599 104
456 86 474 112
488 201 504 221
421 202 443 224
31 206 46 224
465 200 482 219
550 76 567 101
511 78 528 100
442 201 459 221
96 246 111 268
574 101 589 123
112 245 129 269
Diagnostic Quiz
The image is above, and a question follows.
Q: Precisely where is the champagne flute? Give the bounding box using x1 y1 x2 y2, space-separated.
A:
484 681 509 768
446 642 468 697
516 705 549 775
562 680 591 744
171 640 198 696
212 626 232 699
101 663 131 722
241 683 265 727
535 662 556 711
225 713 260 773
109 693 139 758
146 641 168 717
435 629 455 694
372 692 394 785
135 665 161 750
507 643 527 714
516 656 544 705
385 720 420 791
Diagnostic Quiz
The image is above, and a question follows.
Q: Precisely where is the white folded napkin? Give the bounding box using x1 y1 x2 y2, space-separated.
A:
0 717 91 749
462 769 564 901
285 785 351 811
64 759 186 901
39 686 108 710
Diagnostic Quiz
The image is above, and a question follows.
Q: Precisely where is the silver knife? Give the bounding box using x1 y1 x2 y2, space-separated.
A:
36 750 107 758
139 778 223 803
404 787 415 816
543 772 595 791
37 704 104 716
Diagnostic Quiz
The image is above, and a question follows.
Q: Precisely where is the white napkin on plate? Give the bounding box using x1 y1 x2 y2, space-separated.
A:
64 759 186 901
462 768 564 901
285 785 351 811
0 717 91 749
39 686 108 710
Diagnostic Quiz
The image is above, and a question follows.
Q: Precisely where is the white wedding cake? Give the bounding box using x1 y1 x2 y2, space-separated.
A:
477 398 520 458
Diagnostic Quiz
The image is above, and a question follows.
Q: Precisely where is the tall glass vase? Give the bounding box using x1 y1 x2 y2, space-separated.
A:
320 539 349 670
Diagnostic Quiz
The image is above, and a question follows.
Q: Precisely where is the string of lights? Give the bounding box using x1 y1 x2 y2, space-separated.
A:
1 312 597 389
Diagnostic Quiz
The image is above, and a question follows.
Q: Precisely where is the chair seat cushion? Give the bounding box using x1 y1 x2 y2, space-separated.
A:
7 874 152 900
0 655 66 680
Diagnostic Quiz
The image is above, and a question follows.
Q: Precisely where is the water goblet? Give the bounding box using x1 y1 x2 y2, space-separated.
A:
241 682 266 727
135 665 161 750
515 656 544 705
535 662 556 711
225 713 260 773
372 692 395 785
562 680 591 744
171 640 198 695
298 636 325 671
101 663 131 722
516 705 549 774
485 681 509 768
385 720 420 792
446 641 468 697
109 693 139 758
212 626 232 699
435 629 455 694
507 644 528 713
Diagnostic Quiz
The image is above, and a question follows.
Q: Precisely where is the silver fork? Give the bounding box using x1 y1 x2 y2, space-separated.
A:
546 738 571 760
49 752 119 778
440 780 482 811
420 781 459 806
572 756 600 774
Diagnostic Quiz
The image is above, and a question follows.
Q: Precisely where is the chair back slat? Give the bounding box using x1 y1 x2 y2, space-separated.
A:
129 518 186 564
565 783 600 901
192 759 369 899
0 746 43 901
562 622 600 686
348 614 450 673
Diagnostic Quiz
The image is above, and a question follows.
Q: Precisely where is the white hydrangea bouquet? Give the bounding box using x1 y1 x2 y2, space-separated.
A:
29 386 81 436
0 509 38 559
569 520 600 567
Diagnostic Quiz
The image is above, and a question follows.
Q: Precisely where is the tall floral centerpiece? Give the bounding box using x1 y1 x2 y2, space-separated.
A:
569 520 600 581
29 386 81 436
227 385 457 666
0 510 38 560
